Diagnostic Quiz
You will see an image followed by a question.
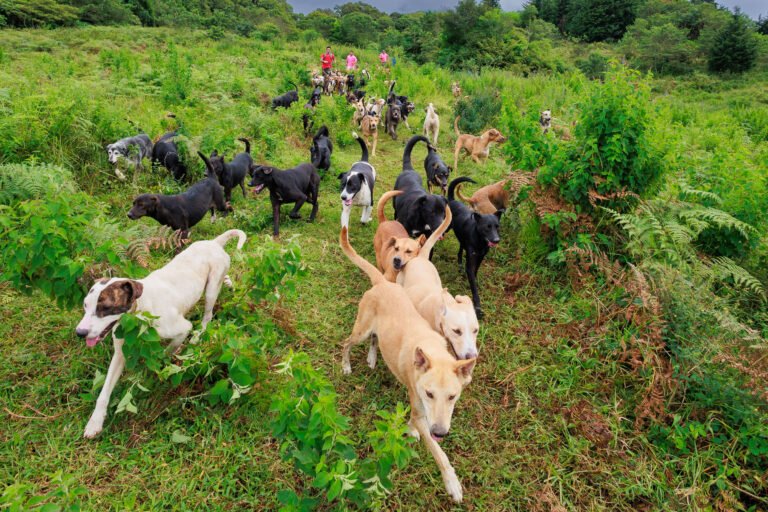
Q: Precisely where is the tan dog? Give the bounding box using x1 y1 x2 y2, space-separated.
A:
453 116 507 172
374 190 425 282
455 179 510 215
340 222 476 503
360 112 380 157
423 102 440 147
352 99 366 127
451 81 461 98
395 208 480 360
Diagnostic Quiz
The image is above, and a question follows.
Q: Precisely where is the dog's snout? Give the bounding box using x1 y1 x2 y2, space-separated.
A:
75 327 88 338
430 426 448 440
127 211 135 219
393 257 402 269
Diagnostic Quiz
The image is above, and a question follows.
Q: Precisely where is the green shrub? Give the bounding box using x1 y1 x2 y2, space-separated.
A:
454 90 502 135
576 52 608 80
708 11 758 74
159 43 192 105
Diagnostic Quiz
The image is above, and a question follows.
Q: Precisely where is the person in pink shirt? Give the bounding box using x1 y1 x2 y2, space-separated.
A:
379 50 388 65
346 51 358 71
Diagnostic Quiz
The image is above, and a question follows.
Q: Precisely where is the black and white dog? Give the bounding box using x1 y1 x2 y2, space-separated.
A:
424 143 451 195
338 132 375 228
447 176 503 320
151 132 187 181
272 82 299 109
209 138 252 203
393 135 448 238
310 125 333 173
539 109 552 134
127 152 230 237
107 134 153 179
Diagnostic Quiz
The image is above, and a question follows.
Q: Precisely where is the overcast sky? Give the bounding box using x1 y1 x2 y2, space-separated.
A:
288 0 765 19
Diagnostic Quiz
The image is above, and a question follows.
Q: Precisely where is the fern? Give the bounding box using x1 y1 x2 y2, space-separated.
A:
678 185 722 206
710 257 766 301
125 226 190 268
0 163 77 205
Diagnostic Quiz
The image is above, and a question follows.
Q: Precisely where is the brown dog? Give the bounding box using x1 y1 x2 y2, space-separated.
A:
360 112 380 157
340 222 476 503
455 179 510 215
374 190 425 282
453 116 506 172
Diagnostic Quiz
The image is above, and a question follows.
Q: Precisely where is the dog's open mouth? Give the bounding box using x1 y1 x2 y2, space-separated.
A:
253 184 265 194
342 198 353 207
488 241 499 248
86 321 118 348
431 432 446 443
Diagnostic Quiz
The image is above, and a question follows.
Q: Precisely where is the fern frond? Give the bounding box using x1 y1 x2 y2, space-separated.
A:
709 256 766 300
678 185 722 206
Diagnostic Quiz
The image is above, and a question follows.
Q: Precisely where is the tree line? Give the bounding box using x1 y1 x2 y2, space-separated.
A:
1 0 764 74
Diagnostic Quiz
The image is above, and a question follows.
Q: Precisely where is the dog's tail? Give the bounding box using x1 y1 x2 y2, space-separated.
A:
387 80 396 99
455 182 471 203
214 229 247 250
314 125 329 140
289 81 298 92
402 135 430 171
454 116 461 136
198 151 216 179
418 205 452 259
237 138 251 154
448 176 476 201
352 131 369 162
340 227 385 286
377 190 402 223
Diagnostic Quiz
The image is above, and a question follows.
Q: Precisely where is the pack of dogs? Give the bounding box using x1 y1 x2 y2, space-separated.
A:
93 73 569 501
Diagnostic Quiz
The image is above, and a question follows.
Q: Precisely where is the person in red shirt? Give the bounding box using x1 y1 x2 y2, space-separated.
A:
320 46 335 77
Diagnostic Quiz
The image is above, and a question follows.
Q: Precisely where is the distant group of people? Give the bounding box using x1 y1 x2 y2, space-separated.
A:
320 45 394 76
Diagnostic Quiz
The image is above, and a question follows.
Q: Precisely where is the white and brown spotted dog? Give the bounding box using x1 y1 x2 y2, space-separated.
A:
75 229 246 438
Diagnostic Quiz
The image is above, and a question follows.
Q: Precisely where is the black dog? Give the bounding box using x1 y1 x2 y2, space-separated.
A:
303 87 323 134
271 81 299 109
209 138 252 203
310 125 333 172
347 89 366 103
346 74 355 90
127 153 230 237
384 81 402 140
151 131 187 181
424 144 452 195
249 162 320 237
396 95 416 130
393 135 448 239
447 176 503 320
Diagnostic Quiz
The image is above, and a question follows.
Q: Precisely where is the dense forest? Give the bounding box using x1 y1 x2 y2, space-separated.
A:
2 0 766 75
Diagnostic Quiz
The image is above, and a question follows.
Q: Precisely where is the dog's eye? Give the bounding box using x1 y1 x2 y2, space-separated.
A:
453 329 462 336
405 250 412 254
448 395 456 401
426 391 434 399
473 328 479 334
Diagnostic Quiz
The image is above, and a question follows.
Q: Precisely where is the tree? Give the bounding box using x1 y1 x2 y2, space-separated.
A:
566 0 637 42
0 0 79 26
757 15 768 35
708 9 758 73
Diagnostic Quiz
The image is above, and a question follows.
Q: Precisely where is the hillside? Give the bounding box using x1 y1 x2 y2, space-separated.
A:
1 26 767 511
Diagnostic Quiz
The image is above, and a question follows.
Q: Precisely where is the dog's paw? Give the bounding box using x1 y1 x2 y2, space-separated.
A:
83 419 103 439
366 352 377 369
443 470 463 503
223 275 233 288
407 424 421 441
342 361 352 375
289 213 302 220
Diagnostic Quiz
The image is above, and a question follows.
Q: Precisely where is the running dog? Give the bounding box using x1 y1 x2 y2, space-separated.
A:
453 116 507 172
310 125 333 173
208 138 252 203
340 226 476 503
424 143 452 195
338 133 375 228
360 111 380 157
271 82 299 109
106 134 153 179
455 178 510 215
374 190 425 282
249 162 320 238
423 103 440 147
75 229 246 438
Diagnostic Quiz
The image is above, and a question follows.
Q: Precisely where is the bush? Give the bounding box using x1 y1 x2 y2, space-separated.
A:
708 11 758 74
576 52 608 80
454 90 502 135
159 43 192 105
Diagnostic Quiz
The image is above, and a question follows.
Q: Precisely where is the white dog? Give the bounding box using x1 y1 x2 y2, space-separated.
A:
539 109 552 134
423 103 440 146
75 229 246 438
339 133 376 228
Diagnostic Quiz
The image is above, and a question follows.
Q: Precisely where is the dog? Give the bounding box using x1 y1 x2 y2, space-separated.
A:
106 134 153 179
209 138 252 203
447 177 502 319
311 72 324 88
151 131 187 181
423 103 440 147
374 190 425 282
352 99 367 127
347 89 366 103
271 82 299 109
367 97 385 119
75 229 246 438
338 132 375 228
310 125 333 173
385 100 402 140
359 111 380 157
451 82 461 98
393 135 447 239
424 143 452 195
302 87 323 134
340 226 476 503
127 152 230 237
249 162 320 238
455 178 510 215
453 116 507 172
539 109 552 134
397 95 416 131
395 207 480 360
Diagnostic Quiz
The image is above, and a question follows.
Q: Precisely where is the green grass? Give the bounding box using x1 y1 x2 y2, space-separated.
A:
1 26 767 510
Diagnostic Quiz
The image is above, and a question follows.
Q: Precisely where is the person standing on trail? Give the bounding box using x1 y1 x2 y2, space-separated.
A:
321 46 335 77
346 51 358 72
379 49 388 66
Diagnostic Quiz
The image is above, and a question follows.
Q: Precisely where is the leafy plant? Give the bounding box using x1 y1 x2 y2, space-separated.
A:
1 471 87 511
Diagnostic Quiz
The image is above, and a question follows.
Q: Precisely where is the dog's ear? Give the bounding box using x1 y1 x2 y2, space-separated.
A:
414 347 432 372
454 357 476 380
337 172 346 180
494 209 505 219
120 279 143 303
386 236 397 249
151 195 159 203
417 234 427 246
211 149 218 157
472 212 482 223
